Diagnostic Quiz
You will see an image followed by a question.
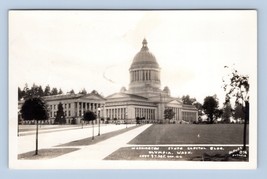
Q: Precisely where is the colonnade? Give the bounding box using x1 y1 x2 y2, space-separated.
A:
130 69 160 82
106 107 127 119
135 107 155 120
76 102 104 117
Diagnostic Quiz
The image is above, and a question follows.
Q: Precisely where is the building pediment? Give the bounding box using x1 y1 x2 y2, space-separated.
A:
168 100 183 105
80 93 105 101
166 99 183 107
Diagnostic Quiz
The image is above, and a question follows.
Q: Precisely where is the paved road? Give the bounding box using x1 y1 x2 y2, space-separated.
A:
18 124 138 154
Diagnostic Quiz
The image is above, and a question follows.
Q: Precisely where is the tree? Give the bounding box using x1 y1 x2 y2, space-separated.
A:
214 108 223 120
20 97 49 155
37 85 44 97
223 66 249 150
30 83 39 97
44 85 51 96
234 103 245 122
54 102 66 124
113 117 118 124
69 89 75 94
23 83 31 99
202 96 219 124
58 88 63 95
83 110 97 140
182 95 196 105
79 88 87 95
136 117 140 124
164 108 175 123
51 88 58 95
18 87 23 100
193 102 203 116
222 102 232 123
91 90 98 94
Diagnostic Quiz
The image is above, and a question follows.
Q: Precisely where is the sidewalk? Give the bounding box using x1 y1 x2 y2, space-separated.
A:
52 124 152 161
18 124 137 154
19 124 97 136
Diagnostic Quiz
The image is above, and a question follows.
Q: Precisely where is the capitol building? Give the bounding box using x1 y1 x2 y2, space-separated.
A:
105 39 197 124
19 39 198 124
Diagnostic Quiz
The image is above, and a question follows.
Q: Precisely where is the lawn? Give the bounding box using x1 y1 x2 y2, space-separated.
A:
128 124 249 145
18 148 79 160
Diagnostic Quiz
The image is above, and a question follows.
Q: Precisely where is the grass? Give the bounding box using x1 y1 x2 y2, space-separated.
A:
128 124 249 145
106 124 249 161
18 148 79 160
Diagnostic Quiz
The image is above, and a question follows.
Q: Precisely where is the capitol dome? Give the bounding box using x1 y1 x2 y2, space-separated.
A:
130 39 159 69
128 39 161 97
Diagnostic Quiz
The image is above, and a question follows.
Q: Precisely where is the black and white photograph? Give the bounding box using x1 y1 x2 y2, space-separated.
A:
8 10 257 169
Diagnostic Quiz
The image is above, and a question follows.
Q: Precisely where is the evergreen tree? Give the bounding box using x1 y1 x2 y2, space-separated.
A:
69 89 75 94
51 88 58 95
30 83 39 97
37 85 44 97
58 88 63 94
44 85 51 96
54 102 66 124
79 88 87 94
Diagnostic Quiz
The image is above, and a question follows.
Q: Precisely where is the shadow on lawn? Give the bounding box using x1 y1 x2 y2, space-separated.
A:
18 148 79 160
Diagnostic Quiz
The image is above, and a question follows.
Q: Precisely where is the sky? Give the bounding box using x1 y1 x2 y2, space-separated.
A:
9 10 257 106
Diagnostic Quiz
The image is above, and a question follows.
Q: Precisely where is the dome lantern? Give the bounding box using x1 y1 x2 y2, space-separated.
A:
141 38 148 51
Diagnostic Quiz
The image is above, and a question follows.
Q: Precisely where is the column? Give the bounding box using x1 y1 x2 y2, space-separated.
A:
143 70 146 80
144 71 146 80
81 102 84 116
